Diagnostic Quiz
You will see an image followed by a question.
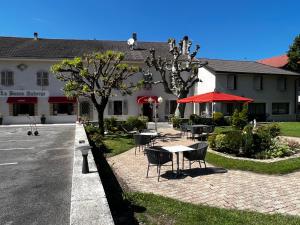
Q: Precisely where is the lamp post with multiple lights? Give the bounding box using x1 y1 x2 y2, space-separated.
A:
148 96 163 131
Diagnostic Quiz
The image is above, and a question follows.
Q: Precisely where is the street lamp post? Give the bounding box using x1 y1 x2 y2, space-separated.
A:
148 96 163 131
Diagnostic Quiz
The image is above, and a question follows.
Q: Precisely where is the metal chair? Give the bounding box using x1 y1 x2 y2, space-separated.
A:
182 142 208 170
134 134 152 155
180 123 191 137
198 126 215 141
145 147 173 181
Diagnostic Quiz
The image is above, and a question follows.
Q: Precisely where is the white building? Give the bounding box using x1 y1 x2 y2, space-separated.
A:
0 33 299 124
195 59 300 121
0 33 193 124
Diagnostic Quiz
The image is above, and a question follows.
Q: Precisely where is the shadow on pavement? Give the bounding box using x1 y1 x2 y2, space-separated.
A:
91 146 144 225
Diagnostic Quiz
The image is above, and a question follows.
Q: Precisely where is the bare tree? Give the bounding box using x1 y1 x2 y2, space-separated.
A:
144 36 207 117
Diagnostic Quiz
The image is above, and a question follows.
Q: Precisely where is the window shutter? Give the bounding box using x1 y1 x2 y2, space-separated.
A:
165 100 170 115
43 73 49 86
7 71 13 86
233 75 237 89
123 100 128 115
1 72 5 85
37 72 41 86
108 101 113 115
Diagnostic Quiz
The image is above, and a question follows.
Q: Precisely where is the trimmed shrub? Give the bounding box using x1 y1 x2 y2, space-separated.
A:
125 116 147 131
215 130 243 154
171 116 181 128
267 123 281 138
231 106 248 129
85 123 100 135
208 133 217 149
253 126 272 152
242 125 254 157
104 117 118 132
213 112 225 126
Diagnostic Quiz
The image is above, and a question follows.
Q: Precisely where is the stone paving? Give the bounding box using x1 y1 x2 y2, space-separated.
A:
108 128 300 216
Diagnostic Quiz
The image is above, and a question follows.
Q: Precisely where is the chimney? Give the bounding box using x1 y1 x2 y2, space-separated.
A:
182 35 189 55
33 32 38 40
132 32 137 41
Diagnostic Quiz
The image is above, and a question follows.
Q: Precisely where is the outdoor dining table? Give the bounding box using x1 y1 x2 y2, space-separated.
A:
162 145 195 177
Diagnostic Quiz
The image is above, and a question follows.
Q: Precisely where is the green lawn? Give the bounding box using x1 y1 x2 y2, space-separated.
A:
102 134 135 157
278 122 300 137
127 192 300 225
206 151 300 174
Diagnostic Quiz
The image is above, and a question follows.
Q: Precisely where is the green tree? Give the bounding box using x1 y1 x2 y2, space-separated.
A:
144 36 207 117
287 34 300 72
51 51 140 135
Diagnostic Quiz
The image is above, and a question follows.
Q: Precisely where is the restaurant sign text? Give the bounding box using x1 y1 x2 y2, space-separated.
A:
0 90 49 97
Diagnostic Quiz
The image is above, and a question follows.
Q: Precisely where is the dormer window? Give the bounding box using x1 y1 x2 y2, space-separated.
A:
1 70 14 86
37 71 49 86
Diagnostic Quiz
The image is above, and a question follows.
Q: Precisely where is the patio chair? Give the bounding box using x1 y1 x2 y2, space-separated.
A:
198 125 215 141
145 147 173 181
182 142 208 171
180 123 191 137
134 134 152 155
191 126 203 141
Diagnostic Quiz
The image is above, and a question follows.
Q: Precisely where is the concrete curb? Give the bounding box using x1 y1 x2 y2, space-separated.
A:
70 124 114 225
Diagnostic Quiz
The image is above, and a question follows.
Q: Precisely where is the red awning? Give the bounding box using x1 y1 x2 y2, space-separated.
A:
177 91 253 103
137 96 158 104
48 96 77 103
7 97 37 104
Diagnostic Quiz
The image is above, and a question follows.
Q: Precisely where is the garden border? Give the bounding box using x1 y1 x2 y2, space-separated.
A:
70 123 114 225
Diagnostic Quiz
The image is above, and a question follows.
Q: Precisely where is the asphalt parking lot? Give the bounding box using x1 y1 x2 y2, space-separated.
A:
0 125 75 225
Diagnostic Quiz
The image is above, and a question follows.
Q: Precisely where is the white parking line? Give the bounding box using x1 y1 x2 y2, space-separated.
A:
0 140 34 142
0 147 33 151
0 162 18 166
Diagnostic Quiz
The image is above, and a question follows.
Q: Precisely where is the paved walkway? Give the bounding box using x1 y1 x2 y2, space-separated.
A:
108 128 300 216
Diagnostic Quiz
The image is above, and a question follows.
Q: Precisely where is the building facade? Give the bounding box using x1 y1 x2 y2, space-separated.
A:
0 34 299 124
0 34 194 124
195 59 300 121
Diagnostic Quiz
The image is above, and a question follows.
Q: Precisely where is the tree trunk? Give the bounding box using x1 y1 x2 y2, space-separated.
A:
174 91 189 118
97 107 105 136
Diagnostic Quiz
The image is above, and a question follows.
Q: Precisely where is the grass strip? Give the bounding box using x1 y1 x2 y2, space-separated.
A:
127 192 300 225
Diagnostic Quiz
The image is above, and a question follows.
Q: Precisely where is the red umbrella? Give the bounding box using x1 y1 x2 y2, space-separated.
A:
177 91 253 103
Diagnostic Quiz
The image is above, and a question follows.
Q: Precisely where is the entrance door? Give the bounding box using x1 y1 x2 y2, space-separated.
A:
142 103 153 122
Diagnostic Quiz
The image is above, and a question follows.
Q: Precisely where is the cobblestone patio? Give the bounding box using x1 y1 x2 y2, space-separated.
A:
108 128 300 216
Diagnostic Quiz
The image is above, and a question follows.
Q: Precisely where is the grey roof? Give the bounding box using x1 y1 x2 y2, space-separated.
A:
0 36 298 76
200 58 300 76
0 36 170 61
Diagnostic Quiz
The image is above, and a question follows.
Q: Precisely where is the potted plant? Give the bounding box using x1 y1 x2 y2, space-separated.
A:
40 114 46 124
0 114 3 125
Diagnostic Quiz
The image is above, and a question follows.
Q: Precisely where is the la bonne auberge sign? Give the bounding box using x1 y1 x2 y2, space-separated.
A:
0 90 49 97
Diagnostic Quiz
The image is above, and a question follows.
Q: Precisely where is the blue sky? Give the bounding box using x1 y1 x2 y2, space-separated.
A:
1 0 299 60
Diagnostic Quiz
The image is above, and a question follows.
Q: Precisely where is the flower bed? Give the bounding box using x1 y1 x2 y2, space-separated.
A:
208 123 300 159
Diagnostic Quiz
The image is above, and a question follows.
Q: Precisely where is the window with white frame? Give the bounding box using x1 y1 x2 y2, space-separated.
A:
253 76 263 90
272 103 289 115
227 75 237 90
37 71 49 86
108 100 128 115
1 70 14 86
277 77 287 91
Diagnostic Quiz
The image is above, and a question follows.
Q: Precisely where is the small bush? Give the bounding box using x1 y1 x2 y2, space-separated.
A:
170 116 180 128
85 124 100 135
104 117 118 132
213 112 225 126
215 130 243 154
90 132 104 148
253 126 272 152
208 133 217 149
125 116 147 131
242 125 254 157
267 123 281 138
231 106 248 129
